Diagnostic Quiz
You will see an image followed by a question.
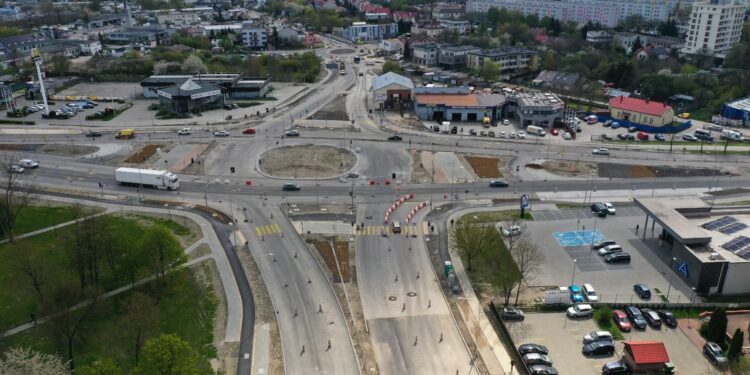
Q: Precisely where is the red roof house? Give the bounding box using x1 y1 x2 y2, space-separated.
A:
608 96 675 126
622 341 671 372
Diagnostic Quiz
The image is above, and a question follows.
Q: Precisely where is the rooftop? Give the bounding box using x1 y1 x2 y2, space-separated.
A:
624 341 670 365
609 96 672 117
511 92 564 108
413 86 471 95
468 47 538 58
726 97 750 112
442 45 480 52
372 72 414 91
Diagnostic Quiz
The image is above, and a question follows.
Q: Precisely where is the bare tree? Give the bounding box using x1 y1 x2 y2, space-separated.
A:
0 153 31 242
509 235 545 305
45 281 101 372
0 347 68 375
15 243 46 304
123 292 159 364
450 215 497 271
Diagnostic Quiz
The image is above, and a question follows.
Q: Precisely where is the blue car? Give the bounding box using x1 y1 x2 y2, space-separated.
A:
569 284 585 303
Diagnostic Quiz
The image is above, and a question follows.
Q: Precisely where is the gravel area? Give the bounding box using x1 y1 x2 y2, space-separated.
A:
259 145 356 178
597 163 730 179
309 94 349 122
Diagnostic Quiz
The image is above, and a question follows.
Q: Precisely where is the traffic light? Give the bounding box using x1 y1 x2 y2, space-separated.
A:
230 167 236 173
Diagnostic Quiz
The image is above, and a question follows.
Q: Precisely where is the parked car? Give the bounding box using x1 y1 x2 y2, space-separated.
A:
591 203 609 217
598 244 623 256
655 134 666 141
488 131 495 137
583 330 614 344
626 134 635 141
611 122 621 129
682 134 698 142
469 129 477 136
480 130 487 136
601 134 613 141
489 179 509 188
177 128 191 135
634 284 652 299
518 343 549 356
617 133 628 140
583 341 615 356
499 131 507 138
282 183 301 191
562 132 572 140
604 120 613 127
501 225 522 237
567 304 593 318
569 284 585 303
592 148 610 156
286 129 300 137
592 239 617 250
550 128 559 136
625 306 648 329
387 135 402 141
605 252 631 264
628 126 638 133
637 132 650 141
523 353 553 367
583 283 599 302
500 307 525 321
658 310 677 328
612 310 632 332
602 361 630 375
503 119 510 125
213 130 230 137
242 128 257 134
517 131 526 139
529 365 558 375
510 131 517 138
8 165 24 174
642 308 662 328
703 342 728 367
18 159 39 168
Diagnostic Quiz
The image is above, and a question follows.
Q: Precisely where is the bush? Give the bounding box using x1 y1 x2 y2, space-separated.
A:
707 308 729 347
699 321 709 339
595 306 613 326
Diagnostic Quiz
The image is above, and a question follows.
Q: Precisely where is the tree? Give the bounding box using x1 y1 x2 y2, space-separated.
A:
499 218 544 305
381 60 403 74
727 328 744 361
49 55 69 78
477 60 500 82
124 292 159 364
76 358 121 375
631 37 643 53
133 334 199 375
0 348 68 375
45 281 101 372
219 36 234 52
140 226 186 301
181 54 207 74
541 51 555 70
88 0 101 11
680 64 698 75
15 242 46 304
0 154 31 242
481 234 521 305
450 216 497 272
706 308 728 347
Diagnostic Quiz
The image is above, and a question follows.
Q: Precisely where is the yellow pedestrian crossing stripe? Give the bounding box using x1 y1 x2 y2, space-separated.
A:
255 223 282 236
353 225 424 236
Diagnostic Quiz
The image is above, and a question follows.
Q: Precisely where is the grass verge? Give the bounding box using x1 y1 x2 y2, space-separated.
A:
2 204 100 240
458 210 533 225
593 307 625 340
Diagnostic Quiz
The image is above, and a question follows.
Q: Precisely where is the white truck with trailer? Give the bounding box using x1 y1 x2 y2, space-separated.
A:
114 167 180 190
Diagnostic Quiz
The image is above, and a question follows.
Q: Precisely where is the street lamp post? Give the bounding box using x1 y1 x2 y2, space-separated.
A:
665 257 677 302
651 170 659 197
570 259 577 285
690 287 697 304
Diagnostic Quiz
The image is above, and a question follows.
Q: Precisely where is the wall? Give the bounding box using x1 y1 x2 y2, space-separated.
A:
720 262 750 295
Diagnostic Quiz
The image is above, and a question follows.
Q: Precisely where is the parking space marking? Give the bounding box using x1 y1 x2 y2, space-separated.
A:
553 230 605 247
564 246 607 272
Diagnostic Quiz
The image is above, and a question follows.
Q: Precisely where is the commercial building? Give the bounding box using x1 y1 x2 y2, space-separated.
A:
720 97 750 125
156 11 202 26
466 48 540 77
371 72 414 110
411 21 447 38
156 79 224 114
438 45 480 69
586 30 613 46
241 21 268 50
614 32 685 51
140 73 270 105
437 19 471 34
412 42 445 67
336 22 398 42
682 0 748 59
609 96 675 126
465 0 672 28
107 26 173 45
505 92 564 127
379 39 403 56
414 87 506 122
635 197 750 295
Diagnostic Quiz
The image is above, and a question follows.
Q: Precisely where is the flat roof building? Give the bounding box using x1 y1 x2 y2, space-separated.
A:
414 89 506 123
505 92 564 128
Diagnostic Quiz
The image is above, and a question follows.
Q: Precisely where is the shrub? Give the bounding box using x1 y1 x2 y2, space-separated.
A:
595 306 613 327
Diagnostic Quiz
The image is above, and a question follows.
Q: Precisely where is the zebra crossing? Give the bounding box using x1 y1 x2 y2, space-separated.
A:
255 223 282 236
354 225 424 236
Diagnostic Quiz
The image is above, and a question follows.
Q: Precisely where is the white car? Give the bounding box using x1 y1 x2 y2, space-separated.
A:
598 244 623 256
566 304 593 318
501 225 521 237
562 132 572 140
509 131 517 138
517 131 526 139
603 202 616 215
583 331 613 344
177 128 191 135
499 131 507 138
213 130 230 137
502 119 510 125
18 159 39 168
8 165 24 174
591 148 609 156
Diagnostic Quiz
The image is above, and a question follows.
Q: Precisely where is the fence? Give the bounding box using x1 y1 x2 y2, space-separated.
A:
488 301 528 375
592 114 692 134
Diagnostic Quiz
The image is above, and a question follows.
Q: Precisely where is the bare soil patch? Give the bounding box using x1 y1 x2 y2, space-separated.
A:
0 143 98 156
260 145 355 178
329 49 356 55
465 156 502 178
309 94 349 122
123 144 165 164
539 160 598 177
597 163 729 179
309 238 350 282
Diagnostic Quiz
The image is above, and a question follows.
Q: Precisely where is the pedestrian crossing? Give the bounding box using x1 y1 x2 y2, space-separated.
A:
255 223 282 236
354 225 424 236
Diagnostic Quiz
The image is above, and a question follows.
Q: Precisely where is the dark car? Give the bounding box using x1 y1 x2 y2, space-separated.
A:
613 310 632 332
605 252 631 264
625 306 647 329
626 134 635 141
592 239 617 250
634 284 651 299
518 343 549 356
591 203 608 217
282 183 301 191
469 129 477 135
387 135 402 141
489 179 509 188
523 353 553 367
602 361 630 375
628 126 638 133
500 307 525 321
583 341 615 356
84 131 103 137
529 365 559 375
703 341 728 367
655 134 666 141
642 308 662 328
617 133 628 140
658 310 678 328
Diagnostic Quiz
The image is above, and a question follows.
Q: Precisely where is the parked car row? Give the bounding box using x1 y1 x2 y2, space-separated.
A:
517 343 558 374
582 329 615 356
614 306 677 332
568 283 598 303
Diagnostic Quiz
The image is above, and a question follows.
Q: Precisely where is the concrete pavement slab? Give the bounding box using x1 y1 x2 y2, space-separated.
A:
251 323 270 375
434 152 474 183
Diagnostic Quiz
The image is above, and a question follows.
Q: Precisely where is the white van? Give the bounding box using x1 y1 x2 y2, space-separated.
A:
526 125 546 136
583 284 598 302
392 221 401 233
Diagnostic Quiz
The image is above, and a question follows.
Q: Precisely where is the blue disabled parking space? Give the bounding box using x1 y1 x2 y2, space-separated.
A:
553 230 605 247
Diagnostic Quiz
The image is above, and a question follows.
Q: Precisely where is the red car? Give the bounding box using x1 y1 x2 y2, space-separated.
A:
637 132 649 141
242 128 256 134
613 310 632 332
550 128 559 136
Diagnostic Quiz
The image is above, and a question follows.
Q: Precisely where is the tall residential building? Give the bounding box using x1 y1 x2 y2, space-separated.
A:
241 21 268 50
681 0 748 58
465 0 672 28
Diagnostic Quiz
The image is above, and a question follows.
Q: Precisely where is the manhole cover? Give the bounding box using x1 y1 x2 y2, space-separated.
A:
388 296 397 301
406 292 417 297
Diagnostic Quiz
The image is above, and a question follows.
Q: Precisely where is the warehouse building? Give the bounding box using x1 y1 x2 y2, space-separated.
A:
609 96 674 126
721 97 750 126
414 87 505 122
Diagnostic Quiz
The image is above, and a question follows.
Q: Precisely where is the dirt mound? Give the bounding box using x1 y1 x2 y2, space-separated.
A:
124 144 164 164
465 156 502 178
525 163 544 169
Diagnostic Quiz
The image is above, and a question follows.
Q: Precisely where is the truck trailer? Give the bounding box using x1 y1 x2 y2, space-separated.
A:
114 167 179 190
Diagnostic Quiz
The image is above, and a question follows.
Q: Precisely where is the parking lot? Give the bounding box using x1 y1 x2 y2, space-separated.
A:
525 206 693 303
507 312 713 375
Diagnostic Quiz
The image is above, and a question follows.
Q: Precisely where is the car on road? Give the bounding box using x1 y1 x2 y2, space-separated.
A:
567 304 593 318
213 130 230 137
242 128 257 134
682 134 698 142
583 341 615 356
529 365 558 375
625 306 648 329
598 244 623 256
286 129 300 137
8 165 24 174
655 134 666 141
18 159 39 168
569 284 585 303
592 148 610 156
583 330 614 344
550 128 559 136
346 172 359 178
562 132 571 140
177 128 191 135
592 239 617 250
282 183 301 191
613 309 632 332
642 308 662 328
703 341 728 367
500 307 525 321
387 135 402 141
518 343 549 356
517 131 526 139
523 353 553 367
602 361 630 375
591 203 609 217
605 252 631 264
84 131 102 137
658 310 677 328
634 284 651 299
603 202 616 214
489 179 509 188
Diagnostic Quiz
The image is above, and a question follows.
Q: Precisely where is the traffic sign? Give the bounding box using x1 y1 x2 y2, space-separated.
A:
520 194 529 209
678 262 688 278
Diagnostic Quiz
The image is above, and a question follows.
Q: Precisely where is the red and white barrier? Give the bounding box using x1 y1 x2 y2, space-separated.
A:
405 200 430 223
383 194 415 224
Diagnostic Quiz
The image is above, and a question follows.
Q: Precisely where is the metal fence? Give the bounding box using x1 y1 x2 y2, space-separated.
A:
488 300 528 375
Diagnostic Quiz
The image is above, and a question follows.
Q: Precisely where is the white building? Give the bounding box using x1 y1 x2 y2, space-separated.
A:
437 19 470 34
241 22 268 50
681 0 749 59
412 42 444 67
337 22 398 42
78 40 102 55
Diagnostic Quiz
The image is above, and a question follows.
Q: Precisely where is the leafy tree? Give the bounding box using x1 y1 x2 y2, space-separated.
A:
0 154 31 242
124 292 159 364
15 242 46 304
0 26 25 38
541 51 555 70
659 18 678 37
140 226 186 300
49 55 70 78
0 348 68 375
397 20 412 35
76 358 121 375
679 64 697 75
706 308 728 347
450 216 496 272
727 328 744 361
181 55 207 74
477 60 500 82
381 60 403 74
45 281 101 372
481 234 522 305
219 36 234 52
133 334 199 375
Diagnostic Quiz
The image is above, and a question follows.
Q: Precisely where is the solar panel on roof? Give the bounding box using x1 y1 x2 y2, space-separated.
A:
702 216 737 230
720 222 748 235
722 236 750 251
734 248 750 260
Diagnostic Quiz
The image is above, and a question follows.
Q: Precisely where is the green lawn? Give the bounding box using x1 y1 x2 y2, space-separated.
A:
2 205 100 240
457 210 533 225
593 307 625 340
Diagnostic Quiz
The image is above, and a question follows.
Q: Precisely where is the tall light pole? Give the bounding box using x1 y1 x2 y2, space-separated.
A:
570 259 577 285
665 257 677 302
651 170 659 197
